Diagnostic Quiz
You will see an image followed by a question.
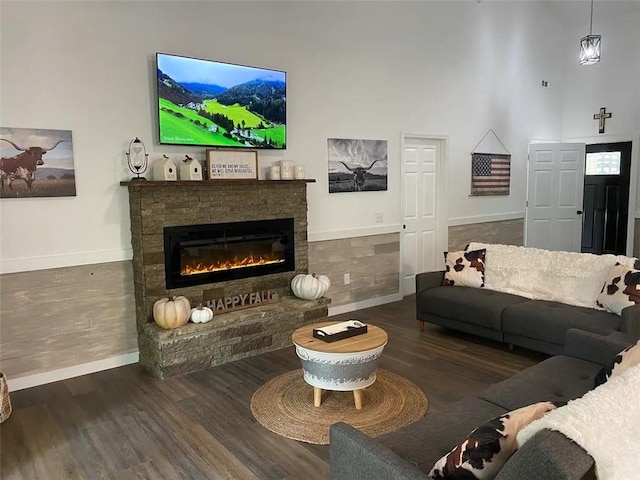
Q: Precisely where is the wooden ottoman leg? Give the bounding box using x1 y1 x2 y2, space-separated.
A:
314 387 322 407
353 389 363 410
419 320 424 332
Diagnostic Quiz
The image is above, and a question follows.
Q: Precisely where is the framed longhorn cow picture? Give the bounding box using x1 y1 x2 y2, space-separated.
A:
328 138 388 193
0 127 76 198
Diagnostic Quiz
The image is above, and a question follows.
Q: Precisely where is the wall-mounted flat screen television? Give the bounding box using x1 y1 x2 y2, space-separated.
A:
156 53 286 149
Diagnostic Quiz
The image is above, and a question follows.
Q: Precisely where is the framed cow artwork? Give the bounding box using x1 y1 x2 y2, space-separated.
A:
328 138 388 193
0 127 76 198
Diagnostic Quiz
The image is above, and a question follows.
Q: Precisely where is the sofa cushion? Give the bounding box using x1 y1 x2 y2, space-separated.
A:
419 286 528 331
596 262 640 315
378 396 507 474
477 355 600 411
427 402 556 480
594 338 640 387
502 300 621 347
443 249 486 288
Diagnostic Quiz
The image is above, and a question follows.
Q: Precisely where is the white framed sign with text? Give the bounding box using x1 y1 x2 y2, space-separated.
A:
206 150 258 180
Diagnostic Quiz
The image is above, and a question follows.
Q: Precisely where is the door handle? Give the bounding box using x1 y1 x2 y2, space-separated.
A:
577 210 583 215
403 224 406 229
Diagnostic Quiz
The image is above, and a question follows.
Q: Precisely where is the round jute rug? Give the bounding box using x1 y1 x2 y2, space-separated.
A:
250 369 428 444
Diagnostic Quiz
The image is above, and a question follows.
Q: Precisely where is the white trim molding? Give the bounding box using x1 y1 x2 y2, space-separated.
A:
308 224 402 243
328 292 403 317
448 211 525 227
0 248 133 274
7 352 139 391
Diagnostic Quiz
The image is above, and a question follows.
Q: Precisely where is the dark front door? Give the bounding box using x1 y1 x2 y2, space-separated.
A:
581 141 632 255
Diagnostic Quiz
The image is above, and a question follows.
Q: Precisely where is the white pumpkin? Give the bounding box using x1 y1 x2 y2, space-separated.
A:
291 273 331 300
191 304 214 324
153 296 191 329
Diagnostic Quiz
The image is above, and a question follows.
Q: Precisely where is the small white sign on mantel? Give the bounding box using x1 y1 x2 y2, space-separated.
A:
206 150 258 180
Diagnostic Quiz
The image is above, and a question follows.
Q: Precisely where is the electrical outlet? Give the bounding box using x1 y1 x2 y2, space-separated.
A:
344 273 351 285
375 212 383 223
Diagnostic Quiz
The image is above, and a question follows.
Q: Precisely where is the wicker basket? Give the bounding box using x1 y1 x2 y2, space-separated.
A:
0 372 12 423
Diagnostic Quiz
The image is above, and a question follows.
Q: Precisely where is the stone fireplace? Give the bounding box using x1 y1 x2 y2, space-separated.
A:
122 179 328 378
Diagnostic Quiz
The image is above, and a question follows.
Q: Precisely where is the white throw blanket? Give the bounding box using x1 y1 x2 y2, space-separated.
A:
467 242 636 310
517 364 640 480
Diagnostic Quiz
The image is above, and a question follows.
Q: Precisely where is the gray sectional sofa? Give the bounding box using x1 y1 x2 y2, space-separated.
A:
329 329 635 479
416 269 640 356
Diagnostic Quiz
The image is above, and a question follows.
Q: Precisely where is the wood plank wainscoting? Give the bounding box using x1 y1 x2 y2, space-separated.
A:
121 179 329 378
309 233 400 307
0 234 398 386
0 262 137 381
0 211 522 386
448 218 524 251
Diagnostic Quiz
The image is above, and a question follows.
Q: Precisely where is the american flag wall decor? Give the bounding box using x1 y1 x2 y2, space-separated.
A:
470 153 511 196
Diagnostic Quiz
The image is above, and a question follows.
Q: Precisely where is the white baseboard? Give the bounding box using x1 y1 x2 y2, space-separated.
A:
328 292 403 316
7 352 139 391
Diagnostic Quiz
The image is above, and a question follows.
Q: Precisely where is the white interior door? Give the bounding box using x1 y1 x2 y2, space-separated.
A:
401 136 446 295
526 143 585 252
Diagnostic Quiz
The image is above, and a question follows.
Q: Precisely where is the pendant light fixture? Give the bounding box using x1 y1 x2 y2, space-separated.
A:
579 0 601 65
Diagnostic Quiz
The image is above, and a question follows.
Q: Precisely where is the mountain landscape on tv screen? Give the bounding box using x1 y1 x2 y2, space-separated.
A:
157 69 286 149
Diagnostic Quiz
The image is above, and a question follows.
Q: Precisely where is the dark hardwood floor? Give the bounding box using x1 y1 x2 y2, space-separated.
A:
0 296 546 480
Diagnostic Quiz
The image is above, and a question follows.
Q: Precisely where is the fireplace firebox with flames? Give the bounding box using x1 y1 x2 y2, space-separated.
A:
163 218 295 289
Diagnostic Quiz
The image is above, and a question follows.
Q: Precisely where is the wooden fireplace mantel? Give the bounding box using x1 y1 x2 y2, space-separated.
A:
120 179 316 187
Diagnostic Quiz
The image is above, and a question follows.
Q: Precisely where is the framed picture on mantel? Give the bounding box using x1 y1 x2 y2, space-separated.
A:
206 149 258 180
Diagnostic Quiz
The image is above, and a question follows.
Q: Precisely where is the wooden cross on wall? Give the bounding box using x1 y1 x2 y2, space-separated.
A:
593 107 612 134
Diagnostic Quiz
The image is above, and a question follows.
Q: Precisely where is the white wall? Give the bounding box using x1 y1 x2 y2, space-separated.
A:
555 1 640 217
559 1 640 141
0 1 621 273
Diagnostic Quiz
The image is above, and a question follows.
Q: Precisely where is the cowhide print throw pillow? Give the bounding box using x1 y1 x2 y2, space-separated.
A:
596 262 640 315
594 339 640 388
428 402 556 480
442 249 486 288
